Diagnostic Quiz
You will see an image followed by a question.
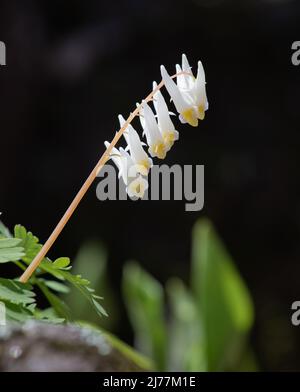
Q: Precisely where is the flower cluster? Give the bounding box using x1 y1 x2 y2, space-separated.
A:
105 54 208 198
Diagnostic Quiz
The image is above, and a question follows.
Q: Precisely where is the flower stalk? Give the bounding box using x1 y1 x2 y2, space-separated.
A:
20 54 207 283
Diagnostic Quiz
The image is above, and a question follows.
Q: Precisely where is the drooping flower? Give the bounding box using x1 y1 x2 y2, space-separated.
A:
161 54 208 127
105 54 208 199
177 54 208 122
104 142 148 198
160 65 195 126
127 175 149 199
139 101 167 159
104 142 133 185
153 82 179 151
118 114 152 176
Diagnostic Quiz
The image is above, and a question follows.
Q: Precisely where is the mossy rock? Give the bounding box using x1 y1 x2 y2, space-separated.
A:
0 321 149 372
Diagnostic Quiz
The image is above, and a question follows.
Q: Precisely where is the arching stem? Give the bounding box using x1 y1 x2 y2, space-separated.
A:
19 71 189 283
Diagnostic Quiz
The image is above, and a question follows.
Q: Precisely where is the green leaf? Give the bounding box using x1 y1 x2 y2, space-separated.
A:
0 278 35 306
53 257 70 269
43 280 70 294
0 238 22 248
14 225 41 264
60 271 107 317
13 224 107 319
0 220 12 238
36 280 72 321
65 241 116 329
39 260 65 280
1 301 35 322
166 278 205 371
38 258 107 318
122 261 167 371
34 307 65 324
191 219 254 371
0 238 25 263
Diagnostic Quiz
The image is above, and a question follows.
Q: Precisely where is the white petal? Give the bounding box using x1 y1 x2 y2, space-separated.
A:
127 175 148 199
160 65 190 114
118 147 135 185
181 54 195 90
176 64 187 91
104 141 121 171
118 114 130 145
142 101 163 144
194 61 208 109
153 81 176 133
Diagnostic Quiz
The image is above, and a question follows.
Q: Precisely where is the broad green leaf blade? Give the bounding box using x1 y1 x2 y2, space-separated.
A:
191 219 254 371
166 278 206 371
122 261 167 371
0 238 25 263
0 278 35 306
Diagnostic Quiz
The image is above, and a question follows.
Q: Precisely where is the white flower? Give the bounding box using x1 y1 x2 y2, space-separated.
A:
105 54 207 199
104 142 133 185
139 101 167 159
104 142 148 199
176 54 194 91
153 82 179 151
160 65 194 126
127 174 148 199
161 54 208 127
177 54 208 122
118 114 152 176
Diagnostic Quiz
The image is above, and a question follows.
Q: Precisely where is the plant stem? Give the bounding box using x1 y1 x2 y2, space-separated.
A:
19 72 186 283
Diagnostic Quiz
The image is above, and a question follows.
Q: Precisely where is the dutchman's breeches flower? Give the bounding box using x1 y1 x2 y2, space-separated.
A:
104 141 149 198
105 54 208 199
118 114 153 176
19 54 209 284
139 101 167 160
161 54 208 127
153 82 179 151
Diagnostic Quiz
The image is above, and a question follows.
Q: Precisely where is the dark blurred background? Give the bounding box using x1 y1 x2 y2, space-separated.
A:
1 0 300 371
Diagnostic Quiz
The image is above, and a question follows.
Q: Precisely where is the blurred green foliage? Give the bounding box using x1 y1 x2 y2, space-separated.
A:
123 262 167 371
68 218 256 371
0 217 255 370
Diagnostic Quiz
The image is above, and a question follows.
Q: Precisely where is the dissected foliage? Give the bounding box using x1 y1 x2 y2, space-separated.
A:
0 221 107 323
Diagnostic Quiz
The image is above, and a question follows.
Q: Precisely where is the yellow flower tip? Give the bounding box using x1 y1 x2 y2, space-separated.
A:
197 105 205 120
151 142 167 159
128 177 147 199
137 159 151 176
182 108 198 127
132 182 143 197
163 131 176 149
162 131 177 150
